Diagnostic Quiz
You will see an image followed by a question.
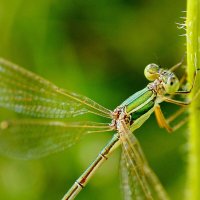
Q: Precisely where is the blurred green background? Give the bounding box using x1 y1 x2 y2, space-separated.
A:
0 0 188 200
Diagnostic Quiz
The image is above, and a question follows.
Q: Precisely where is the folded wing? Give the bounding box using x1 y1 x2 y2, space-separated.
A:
119 121 169 200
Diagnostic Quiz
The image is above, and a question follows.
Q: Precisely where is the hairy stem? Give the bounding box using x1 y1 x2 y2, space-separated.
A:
186 0 200 199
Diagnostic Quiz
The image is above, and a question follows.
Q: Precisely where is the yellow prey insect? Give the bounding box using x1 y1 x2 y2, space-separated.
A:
0 58 197 200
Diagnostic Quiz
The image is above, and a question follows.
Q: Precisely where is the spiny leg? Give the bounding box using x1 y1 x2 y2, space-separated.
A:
170 60 200 130
175 68 200 94
167 107 186 123
163 85 200 106
163 69 200 105
164 63 200 130
166 107 189 132
154 105 188 133
163 98 190 106
158 63 200 131
170 117 189 132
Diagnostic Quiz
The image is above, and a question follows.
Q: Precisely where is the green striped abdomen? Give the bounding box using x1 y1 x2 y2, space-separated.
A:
130 99 154 120
120 87 156 121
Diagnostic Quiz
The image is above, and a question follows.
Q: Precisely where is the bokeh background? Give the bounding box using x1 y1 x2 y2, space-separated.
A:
0 1 188 200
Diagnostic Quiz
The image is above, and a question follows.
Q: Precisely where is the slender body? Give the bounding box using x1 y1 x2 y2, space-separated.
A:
63 134 121 200
0 59 198 200
63 80 165 199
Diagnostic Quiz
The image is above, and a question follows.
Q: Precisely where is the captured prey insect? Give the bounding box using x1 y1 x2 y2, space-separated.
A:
0 58 198 200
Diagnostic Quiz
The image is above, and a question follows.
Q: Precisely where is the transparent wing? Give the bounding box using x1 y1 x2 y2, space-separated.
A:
120 151 138 200
0 58 112 119
0 119 112 159
119 121 169 200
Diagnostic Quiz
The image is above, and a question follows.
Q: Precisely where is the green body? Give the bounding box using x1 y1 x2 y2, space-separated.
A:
64 87 158 199
121 87 156 131
120 87 153 112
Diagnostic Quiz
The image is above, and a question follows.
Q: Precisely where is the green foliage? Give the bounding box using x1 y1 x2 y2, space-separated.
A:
186 0 200 199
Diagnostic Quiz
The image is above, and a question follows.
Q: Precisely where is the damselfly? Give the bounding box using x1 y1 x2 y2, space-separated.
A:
0 58 199 200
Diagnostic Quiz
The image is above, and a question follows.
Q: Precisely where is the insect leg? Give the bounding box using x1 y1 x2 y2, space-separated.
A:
169 53 186 72
154 105 173 133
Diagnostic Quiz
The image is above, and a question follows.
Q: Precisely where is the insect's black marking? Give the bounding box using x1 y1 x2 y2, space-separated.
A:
76 181 84 188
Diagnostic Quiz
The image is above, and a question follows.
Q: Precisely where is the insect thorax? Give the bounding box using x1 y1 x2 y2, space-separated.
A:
110 107 131 130
147 79 165 95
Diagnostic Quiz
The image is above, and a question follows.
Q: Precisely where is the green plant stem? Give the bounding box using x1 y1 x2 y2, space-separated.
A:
186 0 200 199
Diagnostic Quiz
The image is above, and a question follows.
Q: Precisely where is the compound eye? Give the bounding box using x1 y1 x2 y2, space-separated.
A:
165 76 180 93
144 63 160 81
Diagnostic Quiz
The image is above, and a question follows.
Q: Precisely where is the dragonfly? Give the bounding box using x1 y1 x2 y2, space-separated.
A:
0 58 198 200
